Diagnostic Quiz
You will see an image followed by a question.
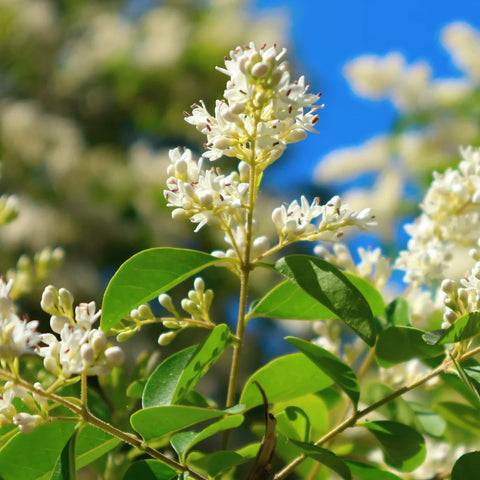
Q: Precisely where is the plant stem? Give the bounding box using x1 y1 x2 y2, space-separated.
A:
0 369 208 480
273 345 480 480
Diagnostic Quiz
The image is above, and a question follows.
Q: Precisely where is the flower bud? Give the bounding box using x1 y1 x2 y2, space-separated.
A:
104 346 124 366
43 356 59 374
162 320 181 329
158 331 176 346
91 330 107 353
251 61 269 78
41 286 58 314
159 294 175 312
171 208 187 220
441 279 456 295
116 329 137 343
81 344 95 365
50 315 70 334
58 288 74 315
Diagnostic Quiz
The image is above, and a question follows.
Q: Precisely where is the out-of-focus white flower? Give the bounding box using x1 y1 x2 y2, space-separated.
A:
0 278 41 359
314 136 390 182
442 22 480 80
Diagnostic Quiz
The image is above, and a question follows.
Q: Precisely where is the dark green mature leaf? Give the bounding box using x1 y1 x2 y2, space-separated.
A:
188 450 252 477
287 337 360 408
130 405 243 441
345 461 402 479
0 422 75 480
171 415 244 462
361 421 426 472
143 325 231 407
442 372 480 409
75 425 120 470
275 255 376 345
289 440 351 480
450 355 480 408
240 353 333 409
122 460 177 480
423 312 480 345
376 326 444 368
49 430 77 480
101 248 230 331
250 273 384 321
452 452 480 480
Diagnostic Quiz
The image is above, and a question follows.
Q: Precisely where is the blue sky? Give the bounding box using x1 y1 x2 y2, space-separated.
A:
251 0 480 189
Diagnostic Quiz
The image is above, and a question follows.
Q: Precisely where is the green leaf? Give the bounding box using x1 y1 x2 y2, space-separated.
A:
273 394 329 436
361 421 426 472
376 326 444 368
410 403 446 437
130 405 243 441
275 255 376 345
143 325 231 407
122 460 177 480
170 415 244 462
188 450 251 477
143 346 196 407
435 401 480 435
385 298 410 326
49 430 77 480
289 440 352 480
250 280 334 320
250 274 385 320
345 460 402 479
75 425 120 470
365 383 421 431
452 452 480 480
101 248 229 331
286 336 360 408
0 422 75 480
276 406 311 442
240 353 333 409
450 354 480 408
423 312 480 345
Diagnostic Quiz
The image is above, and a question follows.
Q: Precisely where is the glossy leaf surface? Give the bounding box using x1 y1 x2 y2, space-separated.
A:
287 336 360 408
122 460 177 480
240 353 333 408
101 248 228 331
361 421 426 472
423 312 480 345
452 451 480 480
275 255 376 345
49 431 77 480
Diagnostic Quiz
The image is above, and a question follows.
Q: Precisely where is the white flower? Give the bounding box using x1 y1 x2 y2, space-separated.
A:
0 278 40 358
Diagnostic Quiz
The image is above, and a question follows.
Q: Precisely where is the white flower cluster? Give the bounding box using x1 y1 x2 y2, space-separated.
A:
0 278 41 359
396 147 480 285
0 381 47 433
164 147 249 232
185 42 322 166
271 195 376 245
39 285 124 377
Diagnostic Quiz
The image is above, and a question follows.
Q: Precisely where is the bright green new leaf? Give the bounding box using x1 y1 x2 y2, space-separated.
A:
170 415 244 462
240 353 333 409
0 422 75 480
423 312 480 345
289 439 352 480
101 248 230 331
49 430 77 480
275 255 376 345
361 421 426 472
143 346 196 407
376 326 444 368
286 336 360 408
122 460 177 480
452 451 480 480
143 325 231 407
276 406 311 442
130 405 244 441
410 403 446 437
345 460 402 479
75 425 121 470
